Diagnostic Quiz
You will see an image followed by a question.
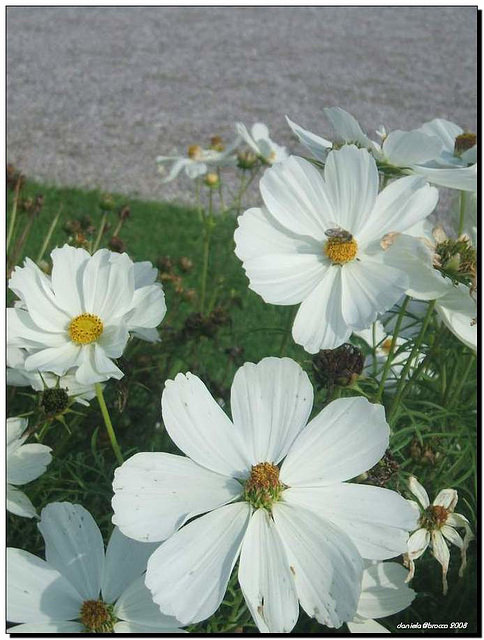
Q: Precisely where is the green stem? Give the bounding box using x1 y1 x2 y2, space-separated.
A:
112 218 124 238
374 296 410 403
195 178 203 223
217 167 225 212
199 189 214 314
7 179 22 254
37 206 62 263
235 170 246 214
457 191 467 236
449 353 476 407
95 383 124 466
389 300 437 421
92 212 108 253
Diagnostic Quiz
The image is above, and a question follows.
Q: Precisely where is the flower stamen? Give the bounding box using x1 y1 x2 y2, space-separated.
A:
419 505 449 531
80 600 116 633
69 313 104 345
244 462 285 511
324 237 358 264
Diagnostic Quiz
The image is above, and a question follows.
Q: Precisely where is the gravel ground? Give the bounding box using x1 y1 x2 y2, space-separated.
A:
7 6 477 205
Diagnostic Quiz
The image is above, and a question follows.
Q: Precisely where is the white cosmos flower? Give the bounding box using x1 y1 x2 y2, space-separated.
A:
7 346 96 406
236 122 288 165
7 417 52 519
354 321 424 389
112 357 417 633
7 502 185 633
7 245 167 385
405 477 474 595
234 146 438 352
347 561 416 634
287 108 477 192
156 138 239 183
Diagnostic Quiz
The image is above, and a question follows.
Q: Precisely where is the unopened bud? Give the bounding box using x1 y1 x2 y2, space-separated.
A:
108 236 126 253
41 388 69 418
204 172 220 188
210 135 225 152
99 194 116 212
187 144 203 161
237 149 258 170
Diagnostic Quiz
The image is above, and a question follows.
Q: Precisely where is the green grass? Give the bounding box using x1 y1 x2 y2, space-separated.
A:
7 179 478 634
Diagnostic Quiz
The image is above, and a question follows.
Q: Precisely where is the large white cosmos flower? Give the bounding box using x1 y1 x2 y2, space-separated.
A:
236 122 288 165
7 417 52 518
234 146 438 352
7 245 167 385
347 561 415 634
287 108 477 192
7 502 185 633
112 357 417 633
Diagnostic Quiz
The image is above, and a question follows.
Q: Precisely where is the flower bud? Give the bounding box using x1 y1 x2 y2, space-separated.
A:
210 135 225 152
237 149 258 170
108 236 126 253
99 194 116 212
204 172 220 188
41 387 69 418
187 144 203 161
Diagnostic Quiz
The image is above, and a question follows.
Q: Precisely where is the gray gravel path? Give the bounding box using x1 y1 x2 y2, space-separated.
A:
7 6 477 204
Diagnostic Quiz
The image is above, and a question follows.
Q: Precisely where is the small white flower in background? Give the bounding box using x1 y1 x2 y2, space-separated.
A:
234 145 438 352
7 346 97 407
7 502 185 633
287 108 477 192
236 122 288 165
405 476 474 595
347 561 416 633
354 321 424 388
156 136 240 183
7 245 167 385
112 357 417 633
7 417 52 519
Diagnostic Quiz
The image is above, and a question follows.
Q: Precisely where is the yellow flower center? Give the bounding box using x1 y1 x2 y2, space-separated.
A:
68 313 104 345
187 144 203 161
244 462 285 511
454 132 477 157
324 237 358 264
80 600 115 633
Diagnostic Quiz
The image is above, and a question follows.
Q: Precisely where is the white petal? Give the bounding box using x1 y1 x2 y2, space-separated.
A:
292 266 351 352
285 115 332 162
7 308 67 350
145 503 251 625
38 502 105 601
284 484 417 560
115 575 183 629
24 342 81 377
238 508 299 633
436 284 477 351
160 159 191 183
273 502 363 628
260 155 335 241
75 343 124 385
324 107 372 148
114 621 186 633
9 258 69 332
359 175 438 244
340 257 408 329
347 618 390 633
7 548 82 623
51 245 90 316
128 284 166 331
412 163 477 192
382 130 443 166
281 397 389 486
431 530 450 594
97 324 130 358
441 525 464 549
230 357 313 465
408 476 430 508
356 562 415 619
7 485 37 519
8 443 52 486
7 416 29 453
433 488 458 510
112 452 242 542
416 118 462 154
133 261 157 288
102 527 158 604
161 372 249 477
407 528 430 560
324 145 379 235
234 206 326 305
9 622 83 633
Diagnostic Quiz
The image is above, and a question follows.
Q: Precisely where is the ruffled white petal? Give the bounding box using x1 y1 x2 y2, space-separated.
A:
7 548 82 623
24 342 81 377
324 107 372 149
127 284 166 332
285 484 417 560
145 503 251 625
112 452 242 542
285 116 332 163
102 527 158 604
260 155 335 242
161 372 249 477
356 562 415 619
272 502 364 628
292 266 351 352
281 397 389 486
382 130 443 166
436 284 477 351
412 163 477 192
50 245 90 316
238 508 299 633
38 502 105 601
230 357 313 466
416 118 462 154
8 308 68 350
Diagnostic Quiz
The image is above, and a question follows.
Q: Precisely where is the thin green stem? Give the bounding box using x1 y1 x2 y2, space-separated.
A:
458 191 467 236
217 167 225 212
374 296 410 403
195 178 203 223
37 206 62 263
7 179 22 253
389 300 437 421
449 353 476 407
95 383 124 466
199 189 214 314
92 212 108 253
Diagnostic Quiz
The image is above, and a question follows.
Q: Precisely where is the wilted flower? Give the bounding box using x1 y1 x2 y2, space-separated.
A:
405 476 474 595
312 343 364 389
